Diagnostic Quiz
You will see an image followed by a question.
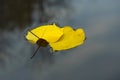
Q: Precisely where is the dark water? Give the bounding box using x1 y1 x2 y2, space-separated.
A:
0 0 120 80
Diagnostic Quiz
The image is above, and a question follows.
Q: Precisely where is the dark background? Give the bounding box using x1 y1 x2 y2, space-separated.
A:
0 0 120 80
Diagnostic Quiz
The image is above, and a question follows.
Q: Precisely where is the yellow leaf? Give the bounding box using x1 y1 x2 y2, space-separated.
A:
49 26 86 51
26 23 63 44
25 24 86 52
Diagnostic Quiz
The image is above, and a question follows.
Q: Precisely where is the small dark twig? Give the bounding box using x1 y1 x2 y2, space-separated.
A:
31 46 40 59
